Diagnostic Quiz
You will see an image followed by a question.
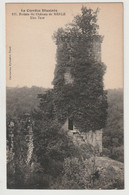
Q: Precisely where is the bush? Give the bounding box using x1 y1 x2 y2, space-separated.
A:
110 146 124 162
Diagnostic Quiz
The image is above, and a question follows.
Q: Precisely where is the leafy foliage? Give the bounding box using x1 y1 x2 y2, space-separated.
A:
52 6 107 131
6 86 47 118
6 87 123 188
103 89 123 162
7 117 30 188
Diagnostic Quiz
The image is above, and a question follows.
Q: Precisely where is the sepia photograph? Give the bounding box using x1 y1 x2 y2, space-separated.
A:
6 2 124 189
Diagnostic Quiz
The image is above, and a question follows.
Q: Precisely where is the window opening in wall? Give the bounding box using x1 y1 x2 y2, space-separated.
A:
68 118 73 130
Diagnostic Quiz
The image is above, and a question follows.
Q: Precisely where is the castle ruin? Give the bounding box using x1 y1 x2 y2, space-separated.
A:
62 37 103 154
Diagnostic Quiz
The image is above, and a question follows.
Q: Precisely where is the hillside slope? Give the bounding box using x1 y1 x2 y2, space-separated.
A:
6 86 47 118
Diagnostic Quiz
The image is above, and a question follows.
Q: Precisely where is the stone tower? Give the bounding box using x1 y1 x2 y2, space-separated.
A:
62 37 103 154
53 8 107 155
64 36 102 85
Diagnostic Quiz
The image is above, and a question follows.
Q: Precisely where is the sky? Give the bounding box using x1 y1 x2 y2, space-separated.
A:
6 3 123 89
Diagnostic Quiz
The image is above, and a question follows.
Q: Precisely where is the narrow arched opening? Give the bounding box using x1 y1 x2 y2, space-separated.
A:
68 118 73 130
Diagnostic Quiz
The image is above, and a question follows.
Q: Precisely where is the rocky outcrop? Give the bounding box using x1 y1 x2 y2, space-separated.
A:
92 156 124 189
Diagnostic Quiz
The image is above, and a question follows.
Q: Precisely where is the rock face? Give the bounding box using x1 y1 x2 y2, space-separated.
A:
93 157 124 189
62 119 103 153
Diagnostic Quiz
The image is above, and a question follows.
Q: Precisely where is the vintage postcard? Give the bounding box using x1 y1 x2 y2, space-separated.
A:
6 3 124 189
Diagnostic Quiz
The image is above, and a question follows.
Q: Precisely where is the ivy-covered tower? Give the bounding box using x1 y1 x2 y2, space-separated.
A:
52 7 107 153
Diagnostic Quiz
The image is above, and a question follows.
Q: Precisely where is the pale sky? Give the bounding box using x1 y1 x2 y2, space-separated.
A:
6 3 123 89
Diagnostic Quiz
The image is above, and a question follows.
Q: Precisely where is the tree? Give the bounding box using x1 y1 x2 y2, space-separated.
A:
103 89 124 162
52 6 107 131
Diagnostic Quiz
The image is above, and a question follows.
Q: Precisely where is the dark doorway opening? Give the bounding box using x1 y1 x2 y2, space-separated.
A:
68 119 73 130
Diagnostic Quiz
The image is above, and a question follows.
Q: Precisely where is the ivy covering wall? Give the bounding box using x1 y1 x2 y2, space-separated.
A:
52 7 108 131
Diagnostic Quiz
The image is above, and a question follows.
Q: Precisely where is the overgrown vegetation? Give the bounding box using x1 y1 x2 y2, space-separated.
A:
6 86 47 118
6 6 123 189
103 88 124 162
6 86 123 189
52 6 107 131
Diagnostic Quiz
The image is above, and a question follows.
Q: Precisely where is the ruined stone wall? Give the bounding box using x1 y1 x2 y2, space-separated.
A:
64 68 74 84
64 39 101 85
81 130 103 153
62 38 103 154
85 39 101 63
26 125 34 164
92 39 101 62
62 119 103 154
